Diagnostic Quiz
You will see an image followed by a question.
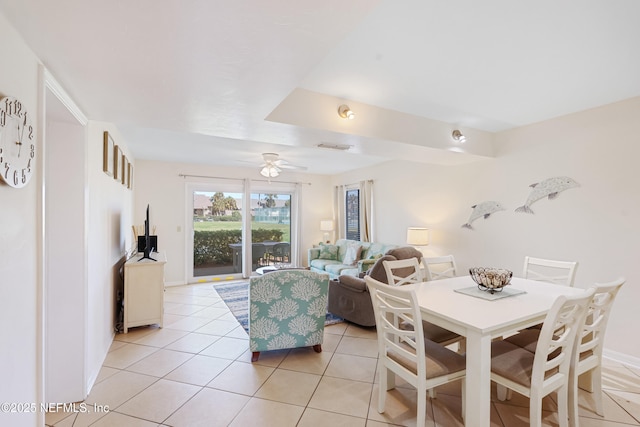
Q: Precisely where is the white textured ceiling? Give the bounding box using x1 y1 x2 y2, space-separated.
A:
2 0 639 175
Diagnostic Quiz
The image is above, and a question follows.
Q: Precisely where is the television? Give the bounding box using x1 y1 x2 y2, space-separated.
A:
138 204 157 261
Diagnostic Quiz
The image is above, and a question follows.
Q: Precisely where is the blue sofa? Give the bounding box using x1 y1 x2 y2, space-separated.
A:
307 239 399 279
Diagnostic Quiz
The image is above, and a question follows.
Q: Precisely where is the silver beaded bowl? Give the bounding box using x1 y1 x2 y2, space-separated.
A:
469 267 513 293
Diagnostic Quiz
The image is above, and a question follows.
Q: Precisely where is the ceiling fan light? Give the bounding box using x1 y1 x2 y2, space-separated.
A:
260 165 279 178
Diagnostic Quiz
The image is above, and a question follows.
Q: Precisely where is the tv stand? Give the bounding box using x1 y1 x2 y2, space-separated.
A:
123 251 166 333
137 251 157 262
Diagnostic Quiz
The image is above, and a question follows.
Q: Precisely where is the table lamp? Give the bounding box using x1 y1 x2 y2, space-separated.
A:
407 227 429 254
320 220 334 243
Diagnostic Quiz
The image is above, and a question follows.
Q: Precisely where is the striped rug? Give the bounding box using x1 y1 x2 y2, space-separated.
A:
213 280 343 334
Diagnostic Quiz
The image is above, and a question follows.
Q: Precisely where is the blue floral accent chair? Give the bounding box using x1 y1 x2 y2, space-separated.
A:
249 270 330 362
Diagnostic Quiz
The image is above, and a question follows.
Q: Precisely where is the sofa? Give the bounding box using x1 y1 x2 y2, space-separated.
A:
327 246 424 327
308 239 399 279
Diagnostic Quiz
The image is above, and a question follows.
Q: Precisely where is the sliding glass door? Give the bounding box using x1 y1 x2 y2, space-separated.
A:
186 181 296 283
251 192 292 268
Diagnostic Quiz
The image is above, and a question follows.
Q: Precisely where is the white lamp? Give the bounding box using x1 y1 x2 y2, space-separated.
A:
407 227 429 254
320 220 334 243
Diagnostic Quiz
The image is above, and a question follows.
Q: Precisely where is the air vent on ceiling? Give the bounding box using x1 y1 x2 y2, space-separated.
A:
317 143 352 151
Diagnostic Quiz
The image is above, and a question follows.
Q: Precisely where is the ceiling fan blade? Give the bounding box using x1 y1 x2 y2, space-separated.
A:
277 163 307 170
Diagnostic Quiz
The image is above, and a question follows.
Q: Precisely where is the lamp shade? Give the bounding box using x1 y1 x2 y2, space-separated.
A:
320 220 334 232
260 165 279 178
406 227 429 246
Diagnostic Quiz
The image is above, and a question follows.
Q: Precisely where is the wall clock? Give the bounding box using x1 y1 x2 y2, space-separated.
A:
0 95 36 188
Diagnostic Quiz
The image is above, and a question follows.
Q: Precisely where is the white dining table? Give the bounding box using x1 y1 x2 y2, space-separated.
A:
413 276 587 427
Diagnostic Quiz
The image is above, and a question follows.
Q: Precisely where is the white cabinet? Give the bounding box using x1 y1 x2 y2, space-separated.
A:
123 252 166 333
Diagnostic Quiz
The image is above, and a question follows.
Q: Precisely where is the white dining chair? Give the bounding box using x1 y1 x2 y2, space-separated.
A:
490 288 595 427
383 257 463 348
523 256 578 286
383 257 424 286
365 276 466 427
422 255 457 281
568 278 624 426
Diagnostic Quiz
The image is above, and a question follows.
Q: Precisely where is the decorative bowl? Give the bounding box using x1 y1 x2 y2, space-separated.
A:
469 267 513 293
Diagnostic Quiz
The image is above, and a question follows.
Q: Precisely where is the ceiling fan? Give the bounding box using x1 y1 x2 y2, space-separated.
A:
258 153 307 178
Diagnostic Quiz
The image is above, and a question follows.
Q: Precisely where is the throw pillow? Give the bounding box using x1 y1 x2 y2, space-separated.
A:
342 243 362 266
318 243 339 260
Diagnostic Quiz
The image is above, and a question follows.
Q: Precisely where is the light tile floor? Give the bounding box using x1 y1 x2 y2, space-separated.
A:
46 282 640 427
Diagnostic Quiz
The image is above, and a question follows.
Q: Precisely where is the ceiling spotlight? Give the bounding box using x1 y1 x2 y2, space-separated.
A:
452 129 467 143
338 104 355 120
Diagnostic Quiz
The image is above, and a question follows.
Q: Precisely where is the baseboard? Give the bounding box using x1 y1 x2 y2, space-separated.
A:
164 280 186 287
603 348 640 369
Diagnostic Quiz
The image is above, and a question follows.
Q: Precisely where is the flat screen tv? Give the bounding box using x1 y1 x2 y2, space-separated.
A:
138 204 157 261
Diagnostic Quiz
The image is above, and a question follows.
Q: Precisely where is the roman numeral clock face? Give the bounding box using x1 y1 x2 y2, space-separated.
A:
0 95 36 188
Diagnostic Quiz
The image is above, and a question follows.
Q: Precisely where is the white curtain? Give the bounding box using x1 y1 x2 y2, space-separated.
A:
333 185 345 239
360 180 374 242
242 179 251 278
291 182 302 266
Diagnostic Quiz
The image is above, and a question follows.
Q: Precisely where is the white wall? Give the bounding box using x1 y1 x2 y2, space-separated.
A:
134 160 333 285
0 13 135 425
86 122 133 388
0 11 43 427
333 97 640 362
45 118 86 403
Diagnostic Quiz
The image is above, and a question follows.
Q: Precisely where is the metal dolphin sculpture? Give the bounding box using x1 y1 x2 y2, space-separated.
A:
462 201 505 230
515 176 579 214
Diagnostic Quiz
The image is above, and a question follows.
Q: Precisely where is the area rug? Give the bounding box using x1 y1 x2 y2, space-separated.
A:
213 280 343 334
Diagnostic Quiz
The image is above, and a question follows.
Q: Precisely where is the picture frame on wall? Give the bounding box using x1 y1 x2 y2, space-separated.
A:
103 131 114 176
121 155 128 185
127 162 133 189
114 145 123 181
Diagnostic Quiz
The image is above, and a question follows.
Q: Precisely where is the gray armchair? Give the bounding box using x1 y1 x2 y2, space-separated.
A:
327 247 423 327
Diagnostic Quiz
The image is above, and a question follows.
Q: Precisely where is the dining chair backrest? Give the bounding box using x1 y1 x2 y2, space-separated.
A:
365 275 466 427
531 288 595 392
367 276 425 371
383 258 424 286
523 256 578 286
422 255 457 281
490 287 595 427
568 277 625 424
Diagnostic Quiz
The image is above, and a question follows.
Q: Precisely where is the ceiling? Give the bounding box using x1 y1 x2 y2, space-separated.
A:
2 0 640 175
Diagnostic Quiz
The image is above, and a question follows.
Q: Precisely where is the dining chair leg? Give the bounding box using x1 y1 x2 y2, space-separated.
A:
496 384 512 401
385 370 396 391
530 393 544 427
378 367 388 413
569 371 579 427
557 384 570 427
461 379 466 420
592 365 604 416
417 387 427 427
